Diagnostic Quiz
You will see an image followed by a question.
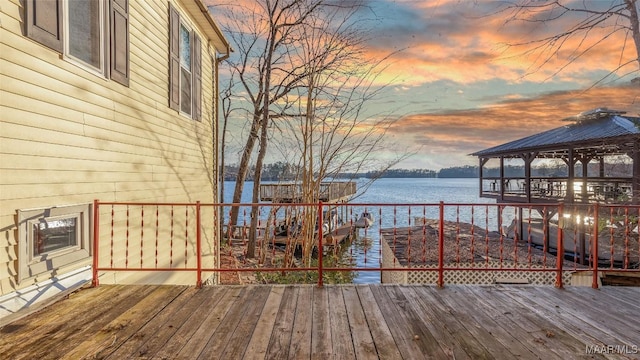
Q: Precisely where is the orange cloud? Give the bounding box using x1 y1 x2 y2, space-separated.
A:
388 85 640 167
361 1 638 86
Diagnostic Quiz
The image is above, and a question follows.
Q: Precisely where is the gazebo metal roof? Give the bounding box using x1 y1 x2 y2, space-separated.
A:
471 109 640 159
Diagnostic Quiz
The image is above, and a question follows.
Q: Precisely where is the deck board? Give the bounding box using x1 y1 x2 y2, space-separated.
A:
289 285 312 359
136 286 226 358
400 287 472 360
592 286 640 309
244 286 285 359
462 286 563 360
341 286 378 360
21 285 160 360
152 286 235 358
266 285 298 359
218 287 270 359
415 286 502 359
534 287 638 338
0 284 638 359
370 285 448 359
505 287 638 349
415 286 518 360
327 286 356 359
176 286 245 358
355 285 403 360
311 286 333 359
481 286 603 359
61 285 186 360
105 286 197 359
0 284 129 359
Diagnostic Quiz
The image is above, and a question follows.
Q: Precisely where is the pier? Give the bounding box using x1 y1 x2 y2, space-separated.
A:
259 181 356 203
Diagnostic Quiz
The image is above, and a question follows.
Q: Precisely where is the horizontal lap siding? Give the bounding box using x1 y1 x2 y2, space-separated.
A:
0 0 219 293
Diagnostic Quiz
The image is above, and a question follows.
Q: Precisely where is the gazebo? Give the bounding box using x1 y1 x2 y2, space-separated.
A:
472 108 640 205
472 108 639 265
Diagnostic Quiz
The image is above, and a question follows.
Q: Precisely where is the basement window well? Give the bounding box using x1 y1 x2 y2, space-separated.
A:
17 203 92 284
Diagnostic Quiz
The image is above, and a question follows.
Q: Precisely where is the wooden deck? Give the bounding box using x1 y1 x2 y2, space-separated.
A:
1 284 638 359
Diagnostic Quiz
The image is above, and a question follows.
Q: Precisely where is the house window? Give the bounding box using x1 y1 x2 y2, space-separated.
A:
32 217 79 257
24 0 130 86
180 24 192 115
65 0 104 73
169 4 202 120
18 204 92 284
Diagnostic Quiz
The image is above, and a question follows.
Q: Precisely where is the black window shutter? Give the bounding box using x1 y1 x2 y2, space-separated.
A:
192 34 202 121
110 0 130 86
25 0 63 52
169 4 180 111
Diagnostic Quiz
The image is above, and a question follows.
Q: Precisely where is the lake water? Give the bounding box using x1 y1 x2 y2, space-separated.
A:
223 178 503 283
224 178 488 204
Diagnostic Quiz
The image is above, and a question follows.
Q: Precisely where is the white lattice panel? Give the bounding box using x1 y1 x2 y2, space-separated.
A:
405 267 572 285
382 240 573 285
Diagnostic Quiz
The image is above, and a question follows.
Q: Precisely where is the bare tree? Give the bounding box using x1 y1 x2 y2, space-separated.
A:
493 0 639 84
214 0 327 258
215 0 407 260
272 4 407 265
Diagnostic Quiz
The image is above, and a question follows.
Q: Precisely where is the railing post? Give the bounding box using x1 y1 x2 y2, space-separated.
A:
317 201 324 288
555 202 564 289
438 201 444 288
92 199 100 287
592 203 599 289
196 201 202 288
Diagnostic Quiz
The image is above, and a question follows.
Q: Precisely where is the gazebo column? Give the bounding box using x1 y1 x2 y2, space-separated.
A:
499 157 505 201
521 152 537 203
566 147 575 203
633 140 640 205
479 157 489 198
563 146 586 264
599 157 605 178
579 155 591 203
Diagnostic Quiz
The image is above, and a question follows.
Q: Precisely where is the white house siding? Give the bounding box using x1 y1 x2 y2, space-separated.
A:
0 0 227 301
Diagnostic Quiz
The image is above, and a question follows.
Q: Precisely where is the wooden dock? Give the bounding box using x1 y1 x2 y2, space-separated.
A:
251 223 354 247
259 182 356 203
323 224 355 246
1 284 638 359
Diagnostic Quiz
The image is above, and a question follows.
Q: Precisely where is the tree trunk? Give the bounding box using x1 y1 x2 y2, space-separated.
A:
247 11 278 258
247 116 269 258
228 110 261 236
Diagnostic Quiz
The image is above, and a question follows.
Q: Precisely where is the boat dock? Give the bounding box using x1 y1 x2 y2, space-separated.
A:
259 182 356 203
323 223 355 246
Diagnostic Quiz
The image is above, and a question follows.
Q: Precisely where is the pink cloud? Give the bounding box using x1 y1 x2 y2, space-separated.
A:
388 85 640 157
362 0 638 85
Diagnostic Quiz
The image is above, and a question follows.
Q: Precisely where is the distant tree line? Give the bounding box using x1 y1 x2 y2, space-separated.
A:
339 169 438 179
223 162 302 181
223 162 632 181
438 165 478 178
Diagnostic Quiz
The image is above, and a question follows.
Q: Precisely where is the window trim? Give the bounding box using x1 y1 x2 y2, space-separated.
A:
62 0 107 77
17 204 92 284
168 3 202 120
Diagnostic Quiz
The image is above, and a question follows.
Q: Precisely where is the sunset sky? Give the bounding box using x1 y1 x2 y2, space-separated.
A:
210 0 640 171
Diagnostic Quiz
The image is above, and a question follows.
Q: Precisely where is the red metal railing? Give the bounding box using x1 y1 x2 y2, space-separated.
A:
91 200 640 288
